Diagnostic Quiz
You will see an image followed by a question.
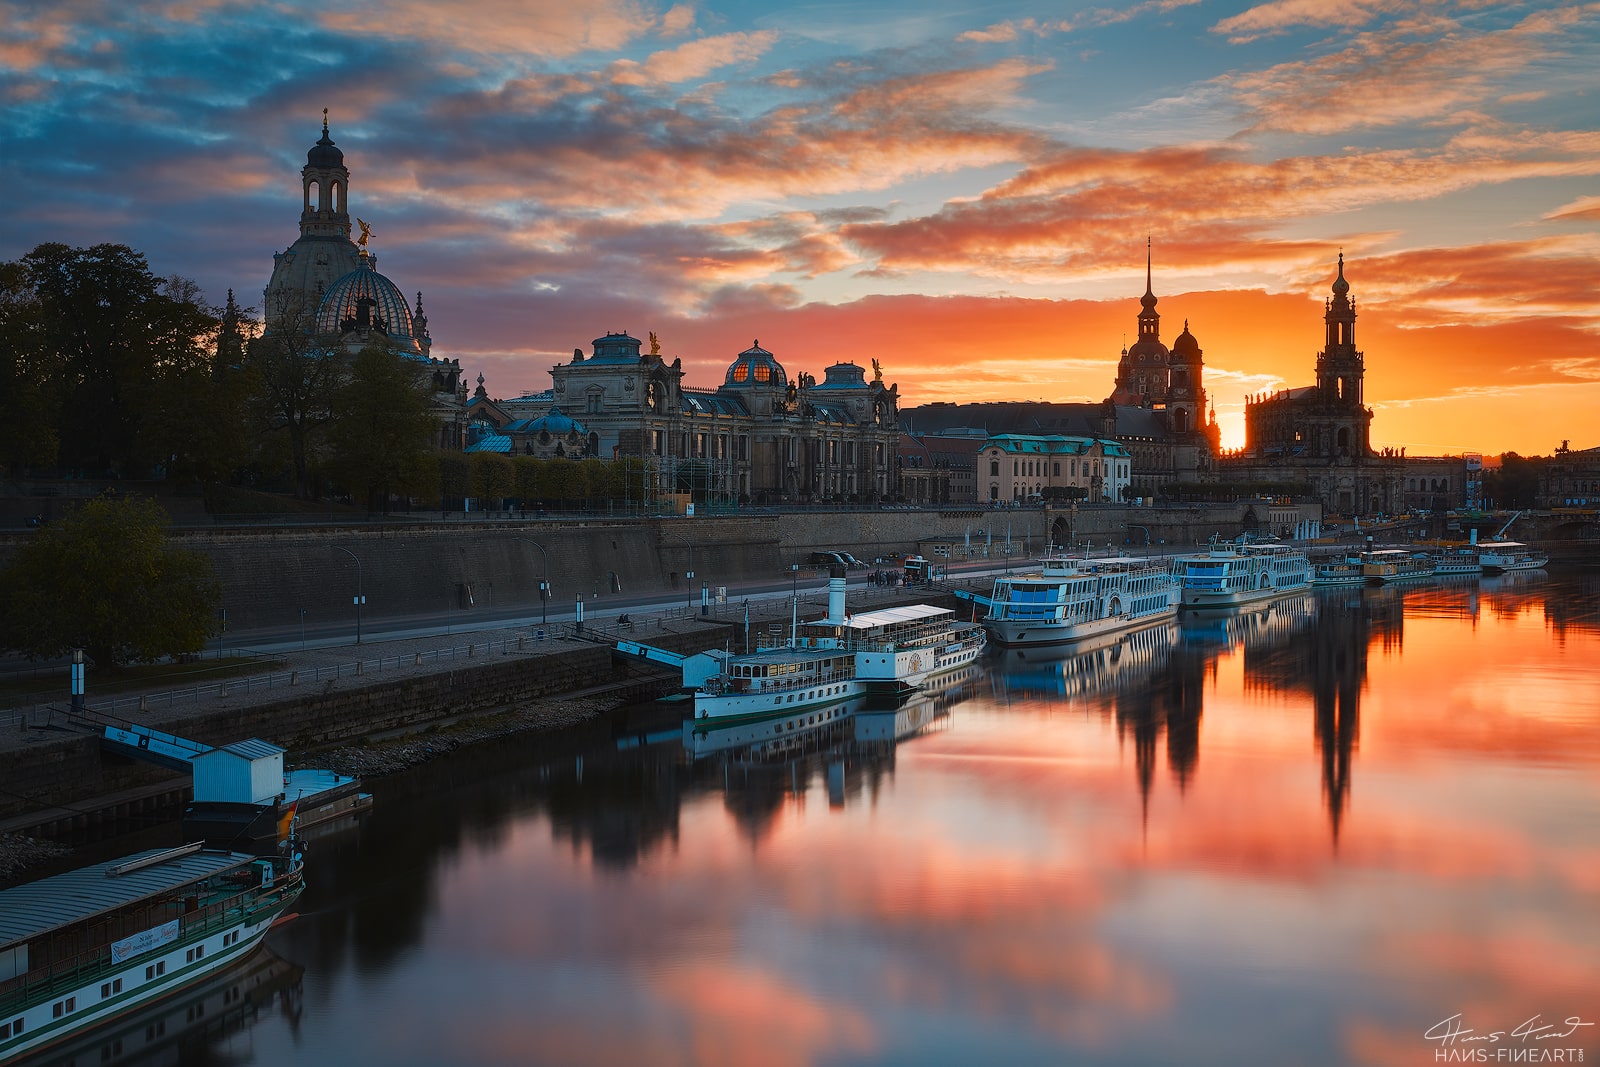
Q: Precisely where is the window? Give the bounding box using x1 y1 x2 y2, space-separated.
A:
53 997 76 1017
990 460 999 476
101 979 123 998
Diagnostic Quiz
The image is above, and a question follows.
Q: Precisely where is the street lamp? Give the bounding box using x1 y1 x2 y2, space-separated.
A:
1124 523 1151 547
520 538 550 626
331 546 364 644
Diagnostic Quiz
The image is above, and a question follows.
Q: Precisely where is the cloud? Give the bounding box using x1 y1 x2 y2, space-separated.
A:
1545 195 1600 222
1212 0 1413 44
956 18 1072 43
316 0 661 59
1222 5 1600 133
609 29 780 86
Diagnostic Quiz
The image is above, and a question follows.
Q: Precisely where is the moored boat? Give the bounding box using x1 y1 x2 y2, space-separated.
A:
1425 544 1481 578
1174 541 1311 609
1310 552 1366 587
958 553 1179 647
0 841 303 1063
690 569 986 726
1476 540 1548 573
1359 548 1435 584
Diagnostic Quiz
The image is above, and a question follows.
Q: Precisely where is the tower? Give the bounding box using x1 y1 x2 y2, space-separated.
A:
264 112 363 330
1109 238 1170 406
1316 252 1363 407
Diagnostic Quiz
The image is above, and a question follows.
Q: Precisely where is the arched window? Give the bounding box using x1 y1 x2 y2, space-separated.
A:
731 362 749 383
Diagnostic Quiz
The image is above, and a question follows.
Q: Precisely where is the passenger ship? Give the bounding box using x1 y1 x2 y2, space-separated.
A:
0 841 303 1063
1309 552 1366 587
1174 541 1312 609
1359 548 1435 584
1426 544 1482 577
1476 540 1548 573
691 571 986 726
957 554 1179 647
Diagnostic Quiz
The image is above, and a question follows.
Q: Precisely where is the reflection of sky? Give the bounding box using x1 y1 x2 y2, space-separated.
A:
249 576 1598 1065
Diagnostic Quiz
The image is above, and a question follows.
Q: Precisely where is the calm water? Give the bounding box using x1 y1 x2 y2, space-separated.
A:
82 572 1600 1066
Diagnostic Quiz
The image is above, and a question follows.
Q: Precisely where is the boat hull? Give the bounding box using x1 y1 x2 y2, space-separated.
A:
984 600 1177 647
0 880 301 1063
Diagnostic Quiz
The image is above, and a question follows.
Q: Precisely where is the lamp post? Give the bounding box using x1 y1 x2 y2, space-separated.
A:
520 538 550 626
331 547 364 644
1125 524 1151 548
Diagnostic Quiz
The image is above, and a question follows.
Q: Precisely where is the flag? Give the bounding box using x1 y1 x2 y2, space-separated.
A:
276 798 299 843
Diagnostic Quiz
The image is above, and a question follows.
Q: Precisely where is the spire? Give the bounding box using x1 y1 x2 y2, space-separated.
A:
1141 235 1156 310
322 107 329 137
1332 249 1349 297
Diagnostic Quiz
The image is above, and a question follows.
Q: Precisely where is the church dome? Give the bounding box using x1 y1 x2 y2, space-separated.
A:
307 122 344 169
316 255 418 350
589 332 643 364
1172 320 1202 361
724 341 786 386
525 407 586 436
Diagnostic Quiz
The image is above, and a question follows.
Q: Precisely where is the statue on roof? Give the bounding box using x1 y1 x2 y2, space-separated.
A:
649 331 661 355
872 358 883 382
356 218 374 252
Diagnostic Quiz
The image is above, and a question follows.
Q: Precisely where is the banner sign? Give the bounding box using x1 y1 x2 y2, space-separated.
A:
111 920 180 964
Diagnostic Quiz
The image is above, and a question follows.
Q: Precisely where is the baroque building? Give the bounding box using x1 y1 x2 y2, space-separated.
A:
470 333 901 504
1219 255 1404 515
262 116 467 450
902 244 1219 500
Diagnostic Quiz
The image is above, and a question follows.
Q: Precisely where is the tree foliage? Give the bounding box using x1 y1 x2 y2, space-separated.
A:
327 344 438 510
241 300 346 498
0 496 219 668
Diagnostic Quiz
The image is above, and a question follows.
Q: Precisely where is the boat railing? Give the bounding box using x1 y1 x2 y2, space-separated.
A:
0 870 300 1014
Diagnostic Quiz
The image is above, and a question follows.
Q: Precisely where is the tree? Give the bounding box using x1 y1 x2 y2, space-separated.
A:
469 452 515 510
16 243 219 478
0 259 59 475
242 300 346 498
326 344 437 511
0 496 219 669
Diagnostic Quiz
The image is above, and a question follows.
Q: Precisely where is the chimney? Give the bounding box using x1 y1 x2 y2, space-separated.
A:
825 565 848 623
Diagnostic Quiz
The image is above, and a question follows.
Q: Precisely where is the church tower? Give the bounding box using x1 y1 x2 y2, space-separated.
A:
1313 252 1371 457
1316 252 1363 407
1109 239 1170 406
264 111 363 330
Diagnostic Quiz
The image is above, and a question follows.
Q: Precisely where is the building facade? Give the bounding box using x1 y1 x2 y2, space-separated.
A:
471 333 901 504
977 434 1131 504
263 118 468 451
1219 255 1404 516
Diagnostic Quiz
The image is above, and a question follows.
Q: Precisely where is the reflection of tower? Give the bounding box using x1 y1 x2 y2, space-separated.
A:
1248 588 1401 844
1114 640 1206 821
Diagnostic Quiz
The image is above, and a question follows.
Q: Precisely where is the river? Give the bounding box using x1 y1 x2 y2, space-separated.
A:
68 570 1600 1066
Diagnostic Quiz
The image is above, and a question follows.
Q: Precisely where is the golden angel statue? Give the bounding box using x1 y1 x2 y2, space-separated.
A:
649 331 661 355
356 218 374 251
871 357 883 381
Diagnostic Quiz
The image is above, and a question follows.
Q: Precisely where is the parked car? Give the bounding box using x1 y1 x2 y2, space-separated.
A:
808 551 846 567
839 552 865 568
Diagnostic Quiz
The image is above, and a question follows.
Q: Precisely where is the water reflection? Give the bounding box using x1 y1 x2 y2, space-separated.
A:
168 571 1600 1066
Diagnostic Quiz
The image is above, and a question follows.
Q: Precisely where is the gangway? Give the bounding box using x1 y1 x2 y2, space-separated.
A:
613 639 728 689
953 588 994 610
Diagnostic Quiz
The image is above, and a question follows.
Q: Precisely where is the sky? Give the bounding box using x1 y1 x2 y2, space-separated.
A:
2 0 1597 457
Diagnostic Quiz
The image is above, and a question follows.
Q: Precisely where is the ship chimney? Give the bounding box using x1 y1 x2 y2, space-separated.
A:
1469 527 1478 546
825 565 848 623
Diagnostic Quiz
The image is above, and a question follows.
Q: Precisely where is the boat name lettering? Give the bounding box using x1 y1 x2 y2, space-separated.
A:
110 919 180 964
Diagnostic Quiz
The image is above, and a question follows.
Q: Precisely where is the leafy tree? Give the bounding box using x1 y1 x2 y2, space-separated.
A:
469 452 515 509
0 259 59 475
242 299 347 498
512 456 545 504
17 243 219 478
1485 452 1542 509
437 452 470 510
326 344 437 511
542 458 586 504
0 496 219 668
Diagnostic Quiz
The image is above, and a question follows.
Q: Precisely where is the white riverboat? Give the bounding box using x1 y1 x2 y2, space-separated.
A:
1359 548 1436 584
1426 544 1482 577
690 571 986 726
959 554 1178 647
1310 552 1366 587
0 841 303 1063
1476 540 1548 573
1174 541 1311 609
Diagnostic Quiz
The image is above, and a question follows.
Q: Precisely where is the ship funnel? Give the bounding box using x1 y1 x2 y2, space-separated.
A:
825 565 848 623
1469 527 1478 546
